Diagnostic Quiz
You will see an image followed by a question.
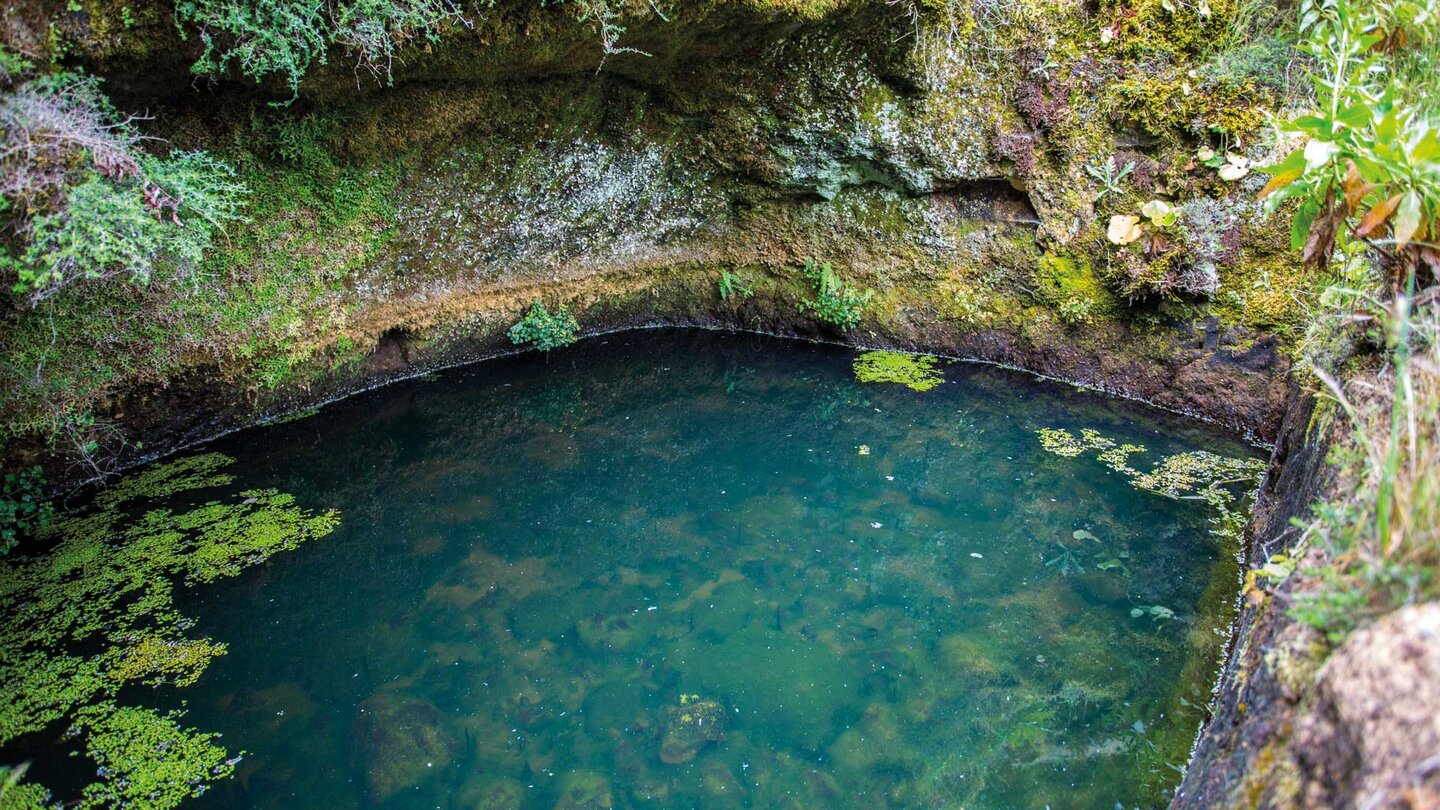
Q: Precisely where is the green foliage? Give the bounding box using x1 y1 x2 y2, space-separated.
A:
72 705 235 809
798 260 872 331
0 452 339 804
10 153 246 296
175 0 472 99
1056 296 1095 325
1085 157 1133 199
1250 0 1440 648
1141 199 1179 228
852 350 944 391
718 269 753 302
1288 301 1439 642
0 69 247 299
0 467 51 555
552 0 672 57
0 764 49 809
1258 0 1440 271
508 301 580 351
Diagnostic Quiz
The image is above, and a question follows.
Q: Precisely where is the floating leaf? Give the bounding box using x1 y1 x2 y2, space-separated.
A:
1072 529 1101 543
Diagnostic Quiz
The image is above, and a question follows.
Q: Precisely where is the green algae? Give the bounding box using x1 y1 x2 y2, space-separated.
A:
852 350 944 392
0 452 339 807
1037 427 1265 543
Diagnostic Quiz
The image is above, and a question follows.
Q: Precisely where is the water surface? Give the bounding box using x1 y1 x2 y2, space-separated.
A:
99 331 1259 808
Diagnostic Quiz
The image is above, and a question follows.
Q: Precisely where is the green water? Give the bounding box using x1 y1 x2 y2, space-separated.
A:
41 330 1259 808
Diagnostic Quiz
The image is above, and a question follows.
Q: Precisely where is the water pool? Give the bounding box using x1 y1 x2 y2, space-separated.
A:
5 330 1262 809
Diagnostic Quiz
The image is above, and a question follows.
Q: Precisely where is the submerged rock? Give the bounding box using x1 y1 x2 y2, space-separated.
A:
351 693 459 804
670 625 861 752
660 697 726 765
553 771 614 810
455 775 524 810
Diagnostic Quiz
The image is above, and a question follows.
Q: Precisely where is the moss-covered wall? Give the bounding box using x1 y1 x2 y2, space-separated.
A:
2 0 1304 483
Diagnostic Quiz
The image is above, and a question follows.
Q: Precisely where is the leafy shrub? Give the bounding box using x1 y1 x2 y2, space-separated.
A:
508 301 580 351
1262 0 1440 647
1259 0 1440 281
0 69 246 300
798 260 872 331
1 466 51 555
174 0 471 98
10 153 245 297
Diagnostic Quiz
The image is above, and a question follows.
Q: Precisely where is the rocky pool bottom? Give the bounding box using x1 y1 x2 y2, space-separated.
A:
6 330 1263 809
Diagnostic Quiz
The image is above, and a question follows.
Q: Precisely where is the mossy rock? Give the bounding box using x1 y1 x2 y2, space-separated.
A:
553 771 614 810
660 698 727 765
351 693 459 804
669 625 861 752
456 775 525 810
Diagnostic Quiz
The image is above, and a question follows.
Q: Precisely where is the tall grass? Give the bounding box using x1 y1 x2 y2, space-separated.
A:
1297 290 1439 639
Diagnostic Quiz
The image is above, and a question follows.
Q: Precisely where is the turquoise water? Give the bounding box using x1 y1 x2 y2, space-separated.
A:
42 330 1259 808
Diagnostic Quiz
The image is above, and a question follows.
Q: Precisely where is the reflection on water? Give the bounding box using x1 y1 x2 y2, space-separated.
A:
136 330 1252 808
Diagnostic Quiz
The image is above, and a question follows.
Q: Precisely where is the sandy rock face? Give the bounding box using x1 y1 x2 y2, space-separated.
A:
1296 603 1440 809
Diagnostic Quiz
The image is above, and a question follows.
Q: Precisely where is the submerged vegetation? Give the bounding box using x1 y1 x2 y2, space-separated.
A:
1037 427 1266 544
0 453 339 805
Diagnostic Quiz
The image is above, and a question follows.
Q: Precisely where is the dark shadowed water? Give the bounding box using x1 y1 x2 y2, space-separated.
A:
66 330 1263 808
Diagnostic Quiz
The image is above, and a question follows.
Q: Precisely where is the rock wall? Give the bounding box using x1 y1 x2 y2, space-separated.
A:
4 0 1300 482
1176 384 1440 809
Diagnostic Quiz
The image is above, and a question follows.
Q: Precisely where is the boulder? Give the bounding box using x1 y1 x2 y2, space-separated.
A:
351 692 459 805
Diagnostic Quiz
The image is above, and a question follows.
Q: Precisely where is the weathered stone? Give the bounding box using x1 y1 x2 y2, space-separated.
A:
351 692 459 805
659 698 726 765
552 771 614 810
